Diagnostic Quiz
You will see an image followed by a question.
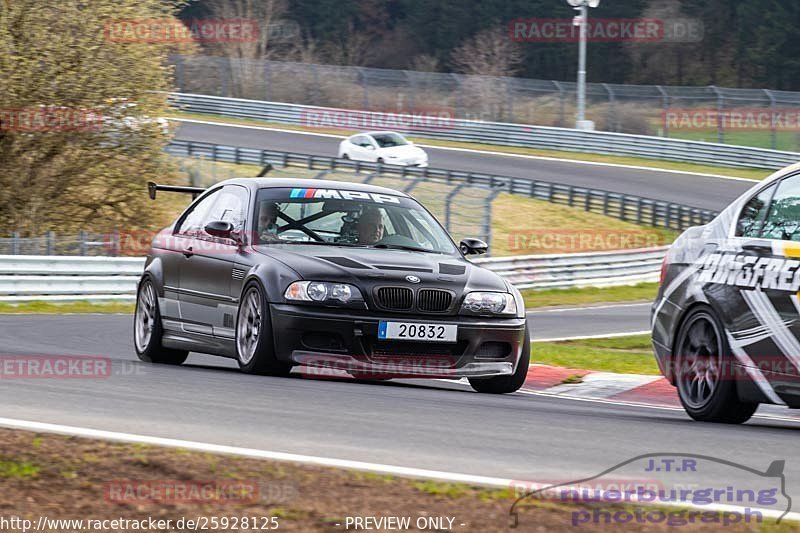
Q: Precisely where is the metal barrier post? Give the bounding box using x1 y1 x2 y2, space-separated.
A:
79 230 87 256
765 89 777 150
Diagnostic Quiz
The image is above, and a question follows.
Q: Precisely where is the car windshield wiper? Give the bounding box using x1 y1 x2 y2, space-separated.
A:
372 243 440 254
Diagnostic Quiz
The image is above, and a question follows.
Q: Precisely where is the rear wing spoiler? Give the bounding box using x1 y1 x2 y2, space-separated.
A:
148 181 206 200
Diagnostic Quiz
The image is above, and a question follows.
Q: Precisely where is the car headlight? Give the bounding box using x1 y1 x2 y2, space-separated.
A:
460 292 517 316
284 281 363 305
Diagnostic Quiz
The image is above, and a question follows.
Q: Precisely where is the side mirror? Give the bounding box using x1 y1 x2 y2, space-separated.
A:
460 238 488 255
365 145 375 150
205 220 235 239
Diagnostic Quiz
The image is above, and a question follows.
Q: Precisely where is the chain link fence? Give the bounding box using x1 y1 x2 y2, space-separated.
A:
171 54 800 151
1 157 497 257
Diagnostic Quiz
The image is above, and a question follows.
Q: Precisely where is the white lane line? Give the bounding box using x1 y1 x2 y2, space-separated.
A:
518 389 800 423
0 416 511 487
528 302 651 314
169 118 761 182
0 415 794 523
532 330 651 342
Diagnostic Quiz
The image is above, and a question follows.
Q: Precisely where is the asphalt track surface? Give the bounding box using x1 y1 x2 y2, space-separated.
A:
2 313 800 512
527 303 651 341
174 120 760 212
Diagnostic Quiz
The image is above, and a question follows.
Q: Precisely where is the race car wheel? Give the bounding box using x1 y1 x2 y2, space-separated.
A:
468 325 530 394
674 307 758 424
236 282 291 377
341 153 349 159
134 278 188 365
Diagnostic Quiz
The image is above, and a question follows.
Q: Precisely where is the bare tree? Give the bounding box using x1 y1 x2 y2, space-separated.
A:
410 54 439 72
624 0 705 85
450 26 523 121
450 26 523 77
323 23 376 66
205 0 294 97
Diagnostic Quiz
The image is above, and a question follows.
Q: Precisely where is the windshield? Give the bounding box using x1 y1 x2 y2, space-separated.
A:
254 186 456 254
371 132 409 148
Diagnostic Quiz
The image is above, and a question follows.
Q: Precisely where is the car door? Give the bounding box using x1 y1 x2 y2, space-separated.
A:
712 180 782 382
162 188 221 333
745 173 800 385
178 184 249 338
350 135 377 162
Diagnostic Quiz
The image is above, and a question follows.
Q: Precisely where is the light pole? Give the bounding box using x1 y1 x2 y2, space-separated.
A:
567 0 600 130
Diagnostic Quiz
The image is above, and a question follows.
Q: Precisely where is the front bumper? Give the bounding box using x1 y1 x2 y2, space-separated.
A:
269 303 526 378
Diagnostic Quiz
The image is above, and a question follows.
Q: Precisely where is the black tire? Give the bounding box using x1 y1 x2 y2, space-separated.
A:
341 153 350 160
673 307 758 424
469 325 530 394
235 282 291 377
133 278 188 365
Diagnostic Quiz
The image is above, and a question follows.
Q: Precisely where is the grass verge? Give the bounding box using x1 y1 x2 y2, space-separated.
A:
0 428 789 531
521 282 659 309
491 194 675 256
168 111 772 180
0 301 134 314
531 334 659 375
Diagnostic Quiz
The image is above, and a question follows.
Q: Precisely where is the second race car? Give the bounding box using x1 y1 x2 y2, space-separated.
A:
653 161 800 422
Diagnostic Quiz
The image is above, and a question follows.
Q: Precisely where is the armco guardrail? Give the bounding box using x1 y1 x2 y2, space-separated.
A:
165 139 717 231
475 246 667 290
168 92 799 170
0 249 663 301
0 256 144 301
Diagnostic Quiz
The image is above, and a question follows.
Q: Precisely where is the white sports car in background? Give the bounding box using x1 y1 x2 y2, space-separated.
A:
338 131 428 167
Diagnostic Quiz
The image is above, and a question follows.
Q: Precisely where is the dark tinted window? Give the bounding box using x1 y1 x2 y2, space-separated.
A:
736 184 775 237
761 175 800 241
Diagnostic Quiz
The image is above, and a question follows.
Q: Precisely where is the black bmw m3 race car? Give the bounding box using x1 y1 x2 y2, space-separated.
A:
653 162 800 423
134 178 530 393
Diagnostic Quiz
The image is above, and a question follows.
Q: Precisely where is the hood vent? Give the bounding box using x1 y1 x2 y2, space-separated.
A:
439 263 466 275
374 265 433 273
317 256 371 269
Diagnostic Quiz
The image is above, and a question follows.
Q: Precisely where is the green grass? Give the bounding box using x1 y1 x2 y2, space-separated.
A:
0 459 39 479
531 334 659 375
491 193 676 256
168 111 772 181
522 282 659 309
667 128 800 153
0 301 134 314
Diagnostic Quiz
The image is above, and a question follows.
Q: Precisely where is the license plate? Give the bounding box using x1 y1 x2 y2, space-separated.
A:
378 321 457 342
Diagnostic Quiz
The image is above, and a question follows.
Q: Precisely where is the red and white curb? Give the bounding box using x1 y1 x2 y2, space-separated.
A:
522 364 679 407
